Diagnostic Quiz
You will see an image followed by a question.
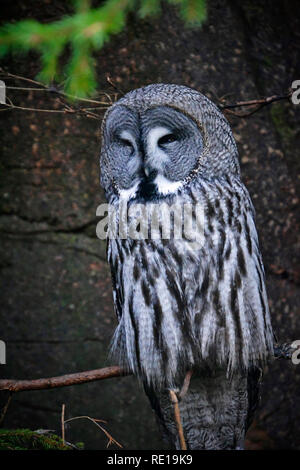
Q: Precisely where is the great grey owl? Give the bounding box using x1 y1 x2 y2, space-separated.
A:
99 84 274 450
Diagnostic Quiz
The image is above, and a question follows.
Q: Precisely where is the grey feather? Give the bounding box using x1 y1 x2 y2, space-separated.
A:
100 84 274 449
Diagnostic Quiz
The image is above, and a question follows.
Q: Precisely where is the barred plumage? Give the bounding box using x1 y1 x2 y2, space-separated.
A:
108 175 272 388
100 84 274 449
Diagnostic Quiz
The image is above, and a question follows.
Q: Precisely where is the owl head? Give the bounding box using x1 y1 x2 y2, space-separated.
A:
100 84 240 202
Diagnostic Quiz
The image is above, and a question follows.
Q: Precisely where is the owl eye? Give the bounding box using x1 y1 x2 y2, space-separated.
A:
158 133 178 147
120 138 133 148
116 136 134 153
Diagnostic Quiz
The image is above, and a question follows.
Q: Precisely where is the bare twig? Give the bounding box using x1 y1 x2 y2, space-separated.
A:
169 390 187 450
178 370 193 400
220 92 292 109
219 91 292 117
0 70 293 119
61 404 65 444
0 101 70 114
64 415 123 448
0 70 114 119
0 100 107 119
0 69 47 88
0 392 13 426
20 86 111 106
0 70 114 105
106 75 124 96
0 366 129 392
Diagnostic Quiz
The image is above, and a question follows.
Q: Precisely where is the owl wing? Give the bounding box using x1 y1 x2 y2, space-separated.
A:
107 240 123 322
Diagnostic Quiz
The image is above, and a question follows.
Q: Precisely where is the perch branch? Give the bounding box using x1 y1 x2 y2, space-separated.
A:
169 390 187 450
0 342 297 394
0 343 298 443
0 365 129 392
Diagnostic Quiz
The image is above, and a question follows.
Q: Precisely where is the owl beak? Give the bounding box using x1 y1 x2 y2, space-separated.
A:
143 166 157 181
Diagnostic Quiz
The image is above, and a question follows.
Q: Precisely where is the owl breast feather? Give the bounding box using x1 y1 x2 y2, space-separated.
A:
108 176 274 389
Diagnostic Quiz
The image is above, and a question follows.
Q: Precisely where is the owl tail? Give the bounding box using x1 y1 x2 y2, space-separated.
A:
144 367 261 450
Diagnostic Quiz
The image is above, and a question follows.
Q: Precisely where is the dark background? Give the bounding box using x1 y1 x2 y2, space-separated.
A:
0 0 299 450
